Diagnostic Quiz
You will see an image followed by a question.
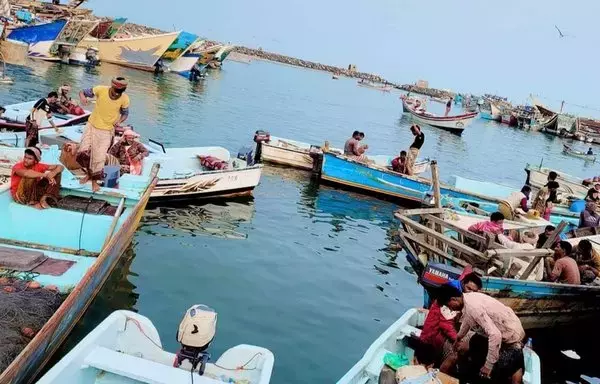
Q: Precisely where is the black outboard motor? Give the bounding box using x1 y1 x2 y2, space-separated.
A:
237 146 255 166
253 130 271 163
420 262 463 308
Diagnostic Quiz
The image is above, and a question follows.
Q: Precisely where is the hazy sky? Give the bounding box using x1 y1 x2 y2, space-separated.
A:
87 0 598 114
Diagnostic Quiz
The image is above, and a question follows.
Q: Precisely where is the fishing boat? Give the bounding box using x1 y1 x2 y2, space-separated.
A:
337 308 541 384
534 103 560 135
0 100 90 131
525 164 589 198
0 145 158 383
563 144 596 162
429 96 448 104
357 79 393 92
169 41 233 78
501 112 518 127
479 101 502 122
254 134 429 174
316 153 492 205
80 31 180 71
396 208 600 329
0 125 262 203
37 309 274 384
402 99 478 135
69 17 127 66
7 19 67 60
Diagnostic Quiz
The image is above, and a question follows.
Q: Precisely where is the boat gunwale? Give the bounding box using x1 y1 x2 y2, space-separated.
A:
0 167 160 383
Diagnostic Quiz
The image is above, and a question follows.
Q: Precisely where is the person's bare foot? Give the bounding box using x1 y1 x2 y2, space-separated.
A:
80 175 89 184
91 180 100 192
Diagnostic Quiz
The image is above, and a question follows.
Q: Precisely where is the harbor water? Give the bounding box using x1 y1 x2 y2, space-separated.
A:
3 60 599 383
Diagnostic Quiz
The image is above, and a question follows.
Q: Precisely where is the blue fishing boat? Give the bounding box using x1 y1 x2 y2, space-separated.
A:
396 209 600 329
318 152 497 205
8 19 67 61
0 145 157 383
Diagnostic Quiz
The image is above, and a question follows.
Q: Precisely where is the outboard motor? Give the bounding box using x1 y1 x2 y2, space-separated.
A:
420 262 463 308
174 304 217 376
85 47 99 67
253 130 271 163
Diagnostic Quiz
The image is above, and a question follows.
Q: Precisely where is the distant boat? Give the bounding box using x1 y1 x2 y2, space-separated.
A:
37 310 275 384
357 80 392 92
332 74 339 80
402 99 478 135
337 308 541 384
563 144 596 162
80 32 181 71
479 101 502 122
170 41 234 78
525 163 590 199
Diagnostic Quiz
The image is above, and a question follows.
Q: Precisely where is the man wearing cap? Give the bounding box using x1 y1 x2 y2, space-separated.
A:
108 129 149 175
10 147 63 209
78 77 130 191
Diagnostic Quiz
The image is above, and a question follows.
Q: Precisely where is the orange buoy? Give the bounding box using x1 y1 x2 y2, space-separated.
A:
3 286 15 293
21 327 35 338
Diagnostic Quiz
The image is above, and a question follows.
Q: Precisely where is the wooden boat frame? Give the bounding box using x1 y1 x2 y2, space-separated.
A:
0 167 159 384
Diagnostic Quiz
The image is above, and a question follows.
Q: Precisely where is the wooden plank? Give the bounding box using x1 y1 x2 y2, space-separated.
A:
423 214 488 244
464 203 489 216
486 248 554 259
430 161 442 209
0 237 97 257
102 197 125 249
396 214 486 260
520 220 568 280
395 208 445 216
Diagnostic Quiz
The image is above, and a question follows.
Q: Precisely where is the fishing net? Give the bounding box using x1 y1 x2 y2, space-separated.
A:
0 272 64 372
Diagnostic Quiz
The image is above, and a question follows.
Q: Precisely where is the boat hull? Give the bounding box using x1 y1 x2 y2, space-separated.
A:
7 20 67 60
402 100 477 135
0 101 90 132
0 177 158 384
150 165 262 202
480 110 501 122
525 165 589 198
320 153 480 204
82 32 180 71
260 142 314 170
562 145 596 162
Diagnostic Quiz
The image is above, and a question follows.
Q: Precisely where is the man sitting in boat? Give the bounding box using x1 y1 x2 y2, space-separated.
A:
579 201 600 229
575 239 600 284
406 125 424 176
390 150 408 174
343 130 368 162
52 84 85 116
536 225 556 248
467 212 504 236
437 283 526 383
588 147 594 155
10 147 63 209
545 241 580 285
498 186 531 220
585 188 599 205
108 129 149 176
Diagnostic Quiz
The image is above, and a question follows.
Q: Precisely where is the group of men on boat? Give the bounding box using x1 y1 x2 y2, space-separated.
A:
342 124 425 176
380 268 527 383
9 77 149 208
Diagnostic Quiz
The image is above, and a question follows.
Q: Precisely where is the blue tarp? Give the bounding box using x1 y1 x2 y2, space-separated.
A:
8 19 67 44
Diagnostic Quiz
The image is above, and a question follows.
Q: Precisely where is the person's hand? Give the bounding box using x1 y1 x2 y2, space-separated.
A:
80 96 88 106
452 337 462 352
45 173 56 186
480 365 492 378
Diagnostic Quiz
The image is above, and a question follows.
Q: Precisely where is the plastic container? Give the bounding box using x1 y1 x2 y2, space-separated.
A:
570 199 586 213
103 165 120 188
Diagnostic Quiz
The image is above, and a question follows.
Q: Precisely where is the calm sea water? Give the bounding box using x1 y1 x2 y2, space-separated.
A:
3 60 598 383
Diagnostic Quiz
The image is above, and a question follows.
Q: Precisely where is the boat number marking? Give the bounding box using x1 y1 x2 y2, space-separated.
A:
228 175 238 181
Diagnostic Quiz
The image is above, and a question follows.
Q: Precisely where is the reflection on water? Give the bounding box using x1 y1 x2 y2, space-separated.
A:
142 201 256 240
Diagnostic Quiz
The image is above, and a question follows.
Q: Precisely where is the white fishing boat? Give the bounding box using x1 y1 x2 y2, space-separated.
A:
563 144 596 162
254 134 430 174
37 309 274 384
337 308 541 384
525 164 589 198
429 96 448 104
402 99 478 135
0 125 263 203
357 79 393 92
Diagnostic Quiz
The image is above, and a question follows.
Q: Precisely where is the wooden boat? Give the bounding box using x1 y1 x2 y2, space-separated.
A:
80 31 180 71
332 74 339 80
479 101 502 122
396 208 600 329
525 164 589 198
7 19 67 60
256 135 429 174
0 145 158 383
429 96 448 104
357 80 392 92
563 144 596 162
167 37 205 76
37 310 274 384
337 308 540 384
317 153 493 205
0 100 90 131
0 125 262 203
501 113 518 127
169 41 233 77
402 99 478 135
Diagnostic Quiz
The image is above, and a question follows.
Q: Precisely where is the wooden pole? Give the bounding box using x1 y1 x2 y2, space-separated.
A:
430 160 441 209
102 197 125 249
520 220 568 280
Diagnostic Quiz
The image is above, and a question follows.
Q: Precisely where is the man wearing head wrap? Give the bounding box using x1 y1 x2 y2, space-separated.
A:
78 77 130 191
10 147 63 209
108 129 148 175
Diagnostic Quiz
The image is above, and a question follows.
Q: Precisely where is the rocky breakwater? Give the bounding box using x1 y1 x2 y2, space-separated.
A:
400 84 454 98
232 46 392 84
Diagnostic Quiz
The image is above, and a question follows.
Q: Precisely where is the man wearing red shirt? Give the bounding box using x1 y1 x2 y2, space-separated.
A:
11 147 63 209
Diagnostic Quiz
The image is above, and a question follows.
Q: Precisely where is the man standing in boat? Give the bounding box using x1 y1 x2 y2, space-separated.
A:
444 97 453 117
77 77 130 192
406 125 424 175
26 92 59 147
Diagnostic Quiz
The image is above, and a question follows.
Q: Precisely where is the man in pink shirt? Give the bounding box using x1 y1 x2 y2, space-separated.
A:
546 241 581 285
438 284 525 383
467 212 505 236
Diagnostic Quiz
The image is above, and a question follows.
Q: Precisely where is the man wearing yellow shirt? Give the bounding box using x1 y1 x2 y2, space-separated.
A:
77 77 130 192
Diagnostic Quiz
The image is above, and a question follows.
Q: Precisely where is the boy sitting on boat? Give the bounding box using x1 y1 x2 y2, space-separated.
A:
10 147 63 209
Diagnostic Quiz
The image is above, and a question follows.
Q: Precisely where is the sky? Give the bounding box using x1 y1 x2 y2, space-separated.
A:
87 0 599 115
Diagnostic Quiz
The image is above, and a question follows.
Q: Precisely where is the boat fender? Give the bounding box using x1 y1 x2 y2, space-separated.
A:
253 130 270 143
